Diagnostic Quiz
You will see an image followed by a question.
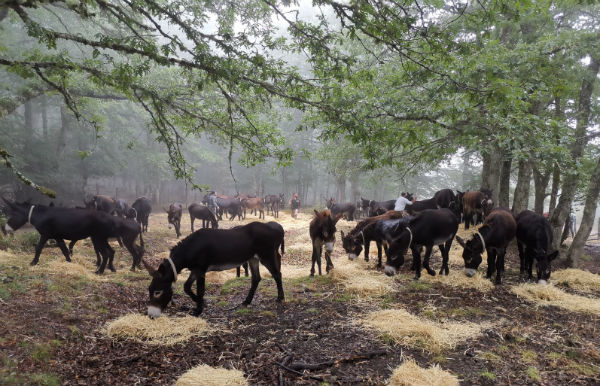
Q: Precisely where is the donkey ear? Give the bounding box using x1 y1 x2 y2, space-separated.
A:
141 258 160 278
548 250 559 261
313 209 320 217
455 235 466 248
163 207 169 213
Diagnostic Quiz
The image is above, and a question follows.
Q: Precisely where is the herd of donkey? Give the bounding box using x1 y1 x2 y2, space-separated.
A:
0 187 557 318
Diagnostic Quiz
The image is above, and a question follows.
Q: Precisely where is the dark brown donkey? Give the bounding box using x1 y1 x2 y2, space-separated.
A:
456 208 516 284
144 222 284 317
309 209 343 276
462 191 493 229
242 197 265 219
188 203 218 231
165 203 183 238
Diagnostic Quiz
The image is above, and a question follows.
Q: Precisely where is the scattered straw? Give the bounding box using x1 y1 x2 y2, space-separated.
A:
105 313 213 345
421 271 493 292
552 268 600 293
511 283 600 315
362 308 489 353
388 358 459 386
331 259 394 297
174 364 247 386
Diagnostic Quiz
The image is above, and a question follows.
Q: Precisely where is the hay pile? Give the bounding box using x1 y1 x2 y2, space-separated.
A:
362 308 488 353
421 270 494 292
552 268 600 293
105 313 213 345
330 259 394 297
388 358 459 386
174 364 247 386
511 283 600 315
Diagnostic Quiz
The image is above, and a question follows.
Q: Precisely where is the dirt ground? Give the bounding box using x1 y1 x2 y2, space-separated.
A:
1 209 599 385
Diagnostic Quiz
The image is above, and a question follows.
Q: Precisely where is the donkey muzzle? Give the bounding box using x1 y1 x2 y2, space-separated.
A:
384 265 397 276
537 279 548 285
347 253 357 260
2 223 14 235
464 268 476 277
325 242 334 252
147 305 162 318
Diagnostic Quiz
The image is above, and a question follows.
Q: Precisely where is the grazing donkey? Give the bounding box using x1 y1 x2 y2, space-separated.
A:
385 209 459 280
515 210 559 284
455 208 516 284
309 209 343 276
165 202 183 238
144 222 284 317
341 210 411 267
236 221 285 277
188 203 218 231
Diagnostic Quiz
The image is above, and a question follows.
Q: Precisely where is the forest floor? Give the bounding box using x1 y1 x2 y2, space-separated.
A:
0 209 599 385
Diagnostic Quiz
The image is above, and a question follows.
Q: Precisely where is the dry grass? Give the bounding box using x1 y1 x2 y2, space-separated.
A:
421 270 494 292
105 313 213 345
511 283 600 315
552 268 600 293
388 358 459 386
330 259 394 297
174 364 247 386
362 308 490 353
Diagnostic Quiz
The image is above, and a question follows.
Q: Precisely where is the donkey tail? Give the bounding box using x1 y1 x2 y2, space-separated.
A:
280 237 285 256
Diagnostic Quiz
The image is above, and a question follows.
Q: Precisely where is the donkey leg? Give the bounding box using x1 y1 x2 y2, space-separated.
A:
376 241 383 268
317 247 323 276
310 243 317 277
122 237 138 271
364 240 370 262
495 248 505 285
438 240 451 276
68 239 76 257
243 262 249 277
517 242 527 280
30 235 50 266
183 272 200 303
94 239 110 275
412 247 422 280
56 239 72 262
422 245 436 276
190 273 206 316
262 252 285 302
242 258 261 306
486 249 496 279
107 243 116 272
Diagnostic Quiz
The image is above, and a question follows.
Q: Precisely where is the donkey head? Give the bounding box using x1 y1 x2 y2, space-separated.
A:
340 230 363 260
533 249 559 284
144 258 175 318
1 198 29 235
455 234 484 276
383 229 412 276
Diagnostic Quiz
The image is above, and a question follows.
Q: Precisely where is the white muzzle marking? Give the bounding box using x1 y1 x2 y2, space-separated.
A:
348 253 357 260
4 224 14 234
384 265 397 276
168 224 172 229
487 199 492 205
325 242 334 252
538 280 548 285
465 268 476 277
147 305 162 318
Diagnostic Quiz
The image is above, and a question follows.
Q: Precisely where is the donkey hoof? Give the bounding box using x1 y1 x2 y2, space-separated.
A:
109 266 116 273
427 270 436 276
189 308 203 317
94 270 104 275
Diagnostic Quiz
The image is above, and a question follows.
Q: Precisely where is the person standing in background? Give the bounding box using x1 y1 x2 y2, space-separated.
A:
207 191 219 217
394 193 416 211
569 211 577 237
290 193 300 219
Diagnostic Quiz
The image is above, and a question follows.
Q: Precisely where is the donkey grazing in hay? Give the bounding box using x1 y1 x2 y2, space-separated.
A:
456 208 516 284
309 209 343 276
164 203 183 238
341 210 411 267
385 209 459 280
515 210 559 284
144 221 284 317
188 203 218 231
2 200 144 274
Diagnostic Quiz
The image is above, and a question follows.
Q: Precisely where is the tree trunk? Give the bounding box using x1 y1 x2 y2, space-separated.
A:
565 157 600 267
548 163 560 216
498 154 512 208
481 145 502 205
512 159 532 214
532 165 551 214
549 56 600 251
335 175 346 202
461 151 470 189
41 96 48 139
349 173 360 204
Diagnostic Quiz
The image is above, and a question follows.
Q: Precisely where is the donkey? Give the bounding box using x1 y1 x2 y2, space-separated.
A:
84 195 117 214
385 209 459 280
360 197 395 217
203 194 243 221
242 197 265 219
114 199 130 218
309 209 343 276
405 197 438 215
188 203 218 231
165 203 183 238
462 191 493 229
264 194 284 218
132 197 152 232
326 197 356 221
341 210 411 266
515 210 559 284
144 221 284 317
455 208 516 284
1 200 143 274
